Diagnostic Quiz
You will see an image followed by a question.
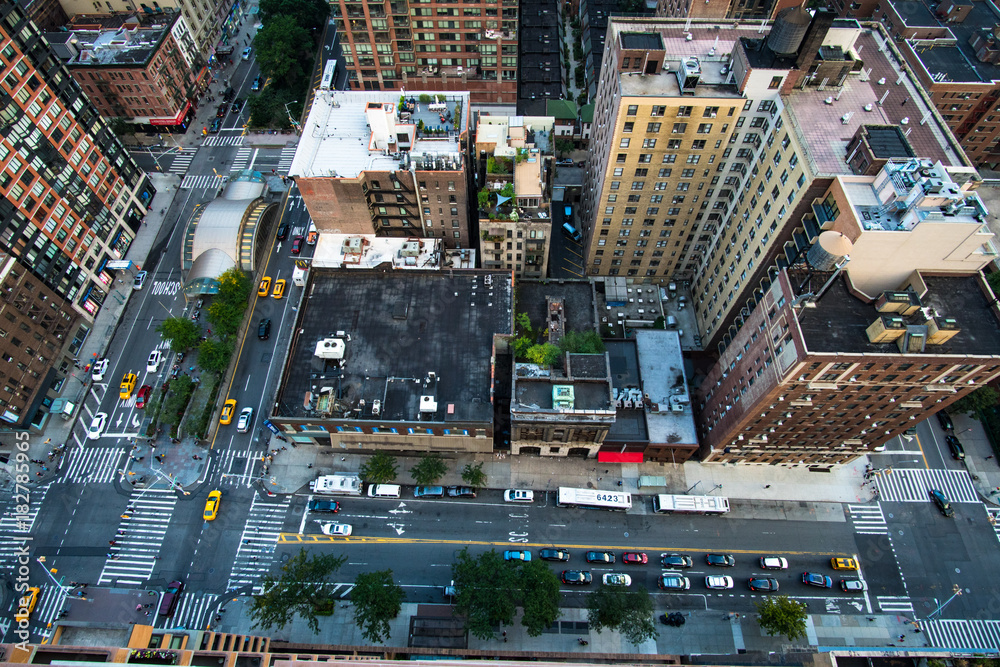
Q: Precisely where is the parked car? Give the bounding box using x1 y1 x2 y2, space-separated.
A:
936 411 954 431
561 570 592 585
661 553 693 569
748 577 780 592
320 522 352 536
308 499 340 513
414 486 444 498
158 581 184 616
222 87 235 102
216 103 227 118
236 406 253 433
760 556 789 570
706 553 736 567
586 551 615 564
945 434 965 460
622 552 648 565
929 488 955 517
602 573 632 586
504 550 531 562
446 486 477 498
840 579 866 592
802 572 833 588
538 549 570 562
504 489 533 503
92 358 109 382
658 574 691 590
705 575 734 590
136 385 152 409
88 412 107 440
251 75 262 91
133 271 147 290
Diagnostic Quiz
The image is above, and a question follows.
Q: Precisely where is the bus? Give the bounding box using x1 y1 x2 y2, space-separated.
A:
651 494 730 515
556 487 632 511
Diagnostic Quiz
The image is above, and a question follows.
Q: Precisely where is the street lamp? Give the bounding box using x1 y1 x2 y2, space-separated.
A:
284 100 301 134
686 480 702 494
709 483 723 494
926 584 963 620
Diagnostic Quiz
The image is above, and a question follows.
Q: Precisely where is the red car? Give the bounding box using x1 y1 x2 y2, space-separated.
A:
291 235 304 254
136 385 152 408
621 552 648 565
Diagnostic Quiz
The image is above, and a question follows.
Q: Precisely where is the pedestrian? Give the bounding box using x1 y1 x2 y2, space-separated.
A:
987 455 994 460
136 604 143 611
193 455 202 460
308 463 313 468
899 634 905 641
109 540 117 546
764 484 771 489
502 631 507 638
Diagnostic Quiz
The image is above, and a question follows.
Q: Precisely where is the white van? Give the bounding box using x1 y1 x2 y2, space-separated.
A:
367 483 401 498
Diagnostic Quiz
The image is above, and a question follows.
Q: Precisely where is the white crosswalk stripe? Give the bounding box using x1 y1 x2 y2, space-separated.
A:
871 468 979 503
167 591 220 631
847 503 888 534
202 135 245 147
168 149 197 174
923 619 1000 651
0 485 49 571
988 507 1000 542
227 494 291 592
56 445 127 484
215 447 263 488
277 145 297 171
98 488 177 586
180 174 227 190
876 596 914 613
230 147 253 172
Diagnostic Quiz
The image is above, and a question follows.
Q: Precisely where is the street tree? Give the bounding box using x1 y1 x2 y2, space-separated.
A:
259 0 329 31
755 595 808 641
518 559 562 636
410 453 448 485
160 375 195 424
254 16 311 89
461 462 487 488
197 337 234 375
586 585 657 645
216 266 252 306
360 451 398 484
555 137 574 156
249 549 347 634
351 570 405 643
948 386 1000 418
452 548 518 639
207 301 245 339
156 317 201 352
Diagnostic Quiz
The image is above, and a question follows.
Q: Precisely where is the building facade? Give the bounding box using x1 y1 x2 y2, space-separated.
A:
289 91 471 249
0 1 155 426
45 12 203 132
330 0 517 104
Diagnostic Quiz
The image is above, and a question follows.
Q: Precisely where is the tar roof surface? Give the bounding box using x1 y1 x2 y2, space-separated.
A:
800 274 1000 355
277 270 513 423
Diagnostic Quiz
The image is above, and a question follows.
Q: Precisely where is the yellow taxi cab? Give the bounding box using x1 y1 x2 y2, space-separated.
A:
204 490 222 521
120 372 137 400
220 399 237 424
272 279 286 300
15 586 40 623
831 557 858 570
258 277 271 297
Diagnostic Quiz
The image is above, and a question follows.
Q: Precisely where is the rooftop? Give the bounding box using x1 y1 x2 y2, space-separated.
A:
635 330 697 446
276 271 512 424
289 90 468 179
311 235 445 270
604 340 649 443
798 274 1000 355
907 0 1000 84
49 12 177 67
513 355 615 414
607 18 968 172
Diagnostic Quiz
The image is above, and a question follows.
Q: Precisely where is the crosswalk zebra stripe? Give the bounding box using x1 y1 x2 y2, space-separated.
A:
871 468 979 503
180 174 226 190
987 508 1000 543
202 135 245 147
0 485 49 571
876 596 914 613
56 446 126 484
227 494 291 591
277 145 297 171
847 504 888 535
167 591 220 631
923 619 1000 651
168 149 197 175
98 488 177 586
230 147 253 172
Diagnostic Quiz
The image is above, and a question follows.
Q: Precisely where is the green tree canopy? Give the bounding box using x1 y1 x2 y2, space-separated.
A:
156 317 202 352
254 16 311 90
410 453 448 485
555 137 574 156
526 342 561 367
755 595 808 641
948 386 1000 418
351 569 405 643
559 330 606 354
216 267 252 308
250 549 347 634
518 559 562 636
360 451 398 484
197 337 234 375
259 0 330 31
586 585 657 646
206 301 245 339
461 462 487 488
452 548 519 639
160 375 195 424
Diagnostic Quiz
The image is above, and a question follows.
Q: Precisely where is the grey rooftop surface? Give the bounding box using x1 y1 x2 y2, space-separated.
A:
276 270 513 424
635 330 697 445
800 274 1000 355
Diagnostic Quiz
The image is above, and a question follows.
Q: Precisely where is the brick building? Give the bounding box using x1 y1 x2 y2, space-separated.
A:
289 90 471 249
45 12 203 132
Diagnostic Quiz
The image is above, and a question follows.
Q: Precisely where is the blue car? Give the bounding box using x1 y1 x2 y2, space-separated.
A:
413 486 444 498
504 550 531 562
802 572 833 588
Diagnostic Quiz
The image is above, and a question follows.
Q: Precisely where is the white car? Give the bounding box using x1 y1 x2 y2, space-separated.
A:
705 575 735 590
241 46 252 60
236 407 253 433
88 412 108 440
320 522 352 536
602 573 632 587
92 358 109 382
133 271 147 290
146 350 163 373
760 556 789 570
504 489 534 503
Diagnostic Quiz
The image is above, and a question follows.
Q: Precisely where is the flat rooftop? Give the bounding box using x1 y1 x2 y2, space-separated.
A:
608 19 967 171
276 270 513 424
908 1 1000 84
311 235 443 270
604 340 649 443
51 13 176 67
513 356 614 413
635 330 697 446
799 274 1000 355
289 90 468 179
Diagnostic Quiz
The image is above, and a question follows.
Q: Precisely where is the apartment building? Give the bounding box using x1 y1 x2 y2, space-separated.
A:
475 115 554 278
0 2 154 426
655 0 793 21
289 90 471 248
45 11 203 132
581 14 979 352
331 0 517 104
56 0 241 60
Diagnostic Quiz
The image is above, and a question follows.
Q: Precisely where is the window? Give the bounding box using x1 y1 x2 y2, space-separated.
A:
651 105 666 116
769 76 783 89
697 123 713 133
619 137 630 148
658 168 672 177
642 138 656 148
623 121 634 132
647 122 661 133
677 106 692 117
627 105 638 116
672 123 687 134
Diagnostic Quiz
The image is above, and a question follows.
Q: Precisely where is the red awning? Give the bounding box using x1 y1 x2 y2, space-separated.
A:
149 101 192 126
597 452 644 463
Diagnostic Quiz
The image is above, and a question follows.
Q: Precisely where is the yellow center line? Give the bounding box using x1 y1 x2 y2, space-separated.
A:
277 533 845 556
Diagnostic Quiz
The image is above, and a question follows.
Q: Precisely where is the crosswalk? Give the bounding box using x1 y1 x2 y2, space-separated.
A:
202 135 245 147
277 145 297 172
988 507 1000 542
230 147 253 172
875 595 914 613
923 618 1000 651
871 468 979 503
226 493 291 592
168 148 197 174
215 446 262 488
98 488 177 586
56 445 126 484
847 503 888 535
0 485 49 572
165 590 220 631
180 174 227 190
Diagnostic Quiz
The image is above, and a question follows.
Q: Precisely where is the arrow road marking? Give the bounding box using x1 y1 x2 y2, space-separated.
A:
387 523 406 535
